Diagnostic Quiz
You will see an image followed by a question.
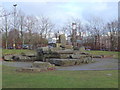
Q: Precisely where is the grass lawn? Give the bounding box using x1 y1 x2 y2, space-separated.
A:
2 65 118 88
2 49 119 88
86 50 119 59
2 49 35 55
0 64 2 89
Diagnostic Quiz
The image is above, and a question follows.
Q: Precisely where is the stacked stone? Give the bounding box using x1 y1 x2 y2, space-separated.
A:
17 61 55 72
3 53 37 62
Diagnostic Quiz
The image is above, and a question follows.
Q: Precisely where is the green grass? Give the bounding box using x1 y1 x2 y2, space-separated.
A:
2 49 35 55
0 64 2 89
2 49 119 88
2 65 118 88
86 50 119 59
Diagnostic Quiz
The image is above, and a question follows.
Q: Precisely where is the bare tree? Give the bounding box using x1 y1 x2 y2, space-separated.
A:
87 16 104 50
17 10 26 48
37 16 54 38
0 8 11 49
106 20 118 51
62 17 84 48
24 15 37 49
7 29 20 48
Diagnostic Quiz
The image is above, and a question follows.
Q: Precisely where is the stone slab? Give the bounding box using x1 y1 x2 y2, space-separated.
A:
47 57 93 66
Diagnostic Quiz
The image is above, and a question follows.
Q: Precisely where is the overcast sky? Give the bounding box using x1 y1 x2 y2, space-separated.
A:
0 1 118 26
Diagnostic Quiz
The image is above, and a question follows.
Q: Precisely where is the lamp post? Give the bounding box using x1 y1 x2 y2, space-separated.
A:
13 4 17 29
13 4 17 49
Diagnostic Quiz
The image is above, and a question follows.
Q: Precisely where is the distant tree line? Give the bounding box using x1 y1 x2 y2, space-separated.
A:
0 7 54 49
0 6 119 51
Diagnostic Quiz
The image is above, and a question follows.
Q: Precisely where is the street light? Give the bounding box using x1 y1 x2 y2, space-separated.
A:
13 4 17 29
13 4 17 49
13 4 17 7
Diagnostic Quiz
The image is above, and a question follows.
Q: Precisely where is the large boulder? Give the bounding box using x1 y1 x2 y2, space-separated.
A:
33 61 55 71
33 61 55 68
16 61 55 72
65 45 73 49
47 59 84 66
3 55 14 61
16 68 42 72
92 55 103 58
12 55 37 61
16 67 52 72
46 54 93 66
56 49 74 54
21 52 36 57
37 46 49 52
